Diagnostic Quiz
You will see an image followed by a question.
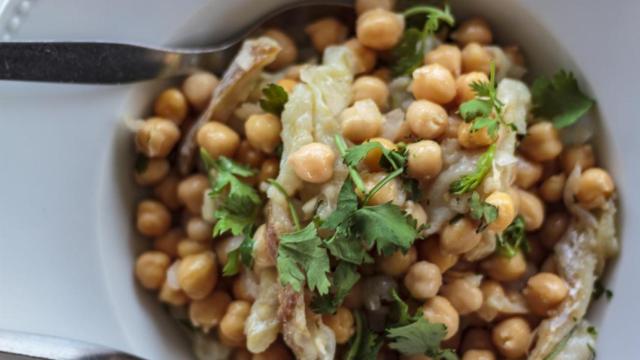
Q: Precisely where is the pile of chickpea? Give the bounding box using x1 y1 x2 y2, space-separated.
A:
132 0 616 359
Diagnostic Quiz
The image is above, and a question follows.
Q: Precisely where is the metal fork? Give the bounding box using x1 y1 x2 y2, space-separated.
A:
0 0 353 84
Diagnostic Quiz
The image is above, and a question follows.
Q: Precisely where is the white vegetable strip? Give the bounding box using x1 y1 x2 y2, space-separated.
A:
245 269 281 353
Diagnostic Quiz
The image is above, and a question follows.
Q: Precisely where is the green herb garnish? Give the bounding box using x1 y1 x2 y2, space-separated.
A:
532 70 594 128
469 192 498 233
344 311 384 360
592 280 613 301
495 215 528 257
449 144 496 195
311 262 361 314
259 83 289 115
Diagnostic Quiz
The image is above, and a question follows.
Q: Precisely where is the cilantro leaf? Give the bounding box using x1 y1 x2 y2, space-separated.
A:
354 203 419 256
390 289 420 327
345 311 384 360
458 63 504 138
311 262 361 314
532 70 594 128
321 178 359 230
325 219 372 265
259 83 289 115
495 215 528 257
459 98 492 121
391 5 455 76
469 192 498 233
222 232 255 276
449 144 496 195
470 116 499 138
387 318 456 359
277 223 331 294
592 280 613 301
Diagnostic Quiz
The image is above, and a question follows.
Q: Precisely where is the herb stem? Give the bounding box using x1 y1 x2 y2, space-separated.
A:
268 179 301 230
364 167 404 205
334 135 368 195
403 4 454 26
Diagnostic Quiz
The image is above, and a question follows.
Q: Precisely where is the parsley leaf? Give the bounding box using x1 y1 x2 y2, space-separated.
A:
311 262 361 314
532 70 594 128
391 5 455 76
495 215 528 257
345 311 384 360
277 223 331 295
259 83 289 115
387 318 456 359
469 192 498 232
353 204 419 256
449 144 496 195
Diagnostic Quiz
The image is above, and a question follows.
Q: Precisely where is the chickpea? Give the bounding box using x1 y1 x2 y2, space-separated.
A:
253 341 293 360
215 236 244 267
372 67 392 83
377 247 417 277
153 228 184 257
259 158 279 183
263 28 298 70
540 212 569 249
541 255 558 274
345 38 377 75
514 156 543 189
452 17 493 46
288 142 336 183
411 64 457 105
353 76 389 111
245 113 282 154
305 17 348 53
407 140 443 180
519 122 563 162
404 201 428 228
158 280 189 306
560 144 595 174
178 239 209 257
461 328 493 353
362 137 396 172
462 350 495 360
523 272 569 316
182 72 219 110
135 251 170 289
197 121 240 160
343 280 364 309
154 88 188 125
575 168 615 209
484 191 516 233
361 171 400 205
134 158 170 186
425 44 462 77
440 218 482 255
444 115 462 139
456 72 489 103
441 279 483 315
461 43 492 74
189 290 231 332
178 251 218 300
322 307 355 344
517 189 545 231
355 0 395 15
457 122 495 149
219 300 251 347
177 174 209 215
232 272 257 302
503 46 525 67
422 296 459 340
404 261 442 300
481 251 526 282
136 200 171 237
236 141 265 168
135 118 181 158
186 217 213 243
153 174 181 210
340 99 383 143
356 8 405 51
407 100 448 140
491 317 531 359
253 225 275 269
275 79 297 95
526 236 546 265
539 173 566 203
417 237 459 272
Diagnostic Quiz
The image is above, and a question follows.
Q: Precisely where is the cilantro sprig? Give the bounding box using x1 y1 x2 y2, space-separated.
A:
200 148 262 276
532 70 594 128
311 262 361 314
386 290 458 359
495 215 528 257
344 311 384 360
459 62 512 138
260 83 289 115
391 4 455 76
449 144 496 195
469 192 498 233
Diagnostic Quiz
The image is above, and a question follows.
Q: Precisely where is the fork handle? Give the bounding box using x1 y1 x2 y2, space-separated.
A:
0 42 199 84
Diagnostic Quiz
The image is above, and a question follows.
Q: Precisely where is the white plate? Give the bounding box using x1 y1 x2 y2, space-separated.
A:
0 0 637 359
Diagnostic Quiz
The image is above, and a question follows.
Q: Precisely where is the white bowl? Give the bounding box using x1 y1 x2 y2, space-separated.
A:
0 0 637 359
